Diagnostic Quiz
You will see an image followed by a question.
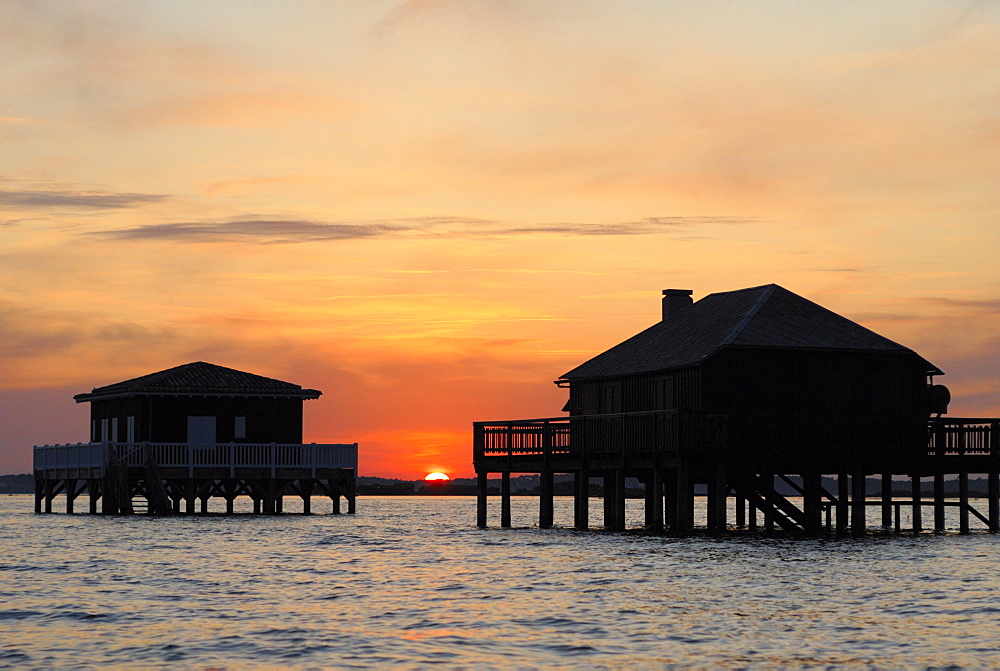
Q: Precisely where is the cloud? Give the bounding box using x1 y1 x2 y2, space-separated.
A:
0 188 167 209
93 219 408 243
90 214 751 244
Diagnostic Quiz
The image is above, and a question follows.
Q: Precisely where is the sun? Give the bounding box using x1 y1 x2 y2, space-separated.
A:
424 472 450 481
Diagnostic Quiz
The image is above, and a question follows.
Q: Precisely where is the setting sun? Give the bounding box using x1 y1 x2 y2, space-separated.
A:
424 472 450 481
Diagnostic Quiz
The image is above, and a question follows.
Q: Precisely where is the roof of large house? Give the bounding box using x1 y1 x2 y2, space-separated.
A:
561 284 942 380
74 361 322 402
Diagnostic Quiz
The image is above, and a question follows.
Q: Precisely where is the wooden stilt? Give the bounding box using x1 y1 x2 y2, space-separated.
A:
735 494 746 529
614 469 626 531
603 471 616 529
89 479 99 514
674 465 691 533
852 469 866 537
539 470 554 529
934 473 946 531
300 479 314 515
643 475 655 528
763 473 775 533
707 464 726 532
574 468 590 530
959 472 970 534
501 471 511 528
836 473 849 535
911 476 922 532
650 469 663 531
476 471 488 528
803 472 822 534
989 472 999 533
345 478 356 514
65 478 77 514
881 473 892 527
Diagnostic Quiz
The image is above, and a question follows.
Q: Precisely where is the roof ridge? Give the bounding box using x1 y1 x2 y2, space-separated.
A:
718 284 776 347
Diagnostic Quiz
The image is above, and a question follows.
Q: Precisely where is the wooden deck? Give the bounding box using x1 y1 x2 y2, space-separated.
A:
473 413 1000 535
34 441 358 515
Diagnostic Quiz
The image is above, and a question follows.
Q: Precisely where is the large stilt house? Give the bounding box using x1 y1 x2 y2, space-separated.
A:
34 362 357 515
474 285 999 536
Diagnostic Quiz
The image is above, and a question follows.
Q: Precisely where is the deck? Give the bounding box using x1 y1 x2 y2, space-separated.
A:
34 441 358 515
473 413 1000 535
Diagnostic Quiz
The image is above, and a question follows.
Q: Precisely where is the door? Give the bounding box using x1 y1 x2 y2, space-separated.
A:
187 416 217 446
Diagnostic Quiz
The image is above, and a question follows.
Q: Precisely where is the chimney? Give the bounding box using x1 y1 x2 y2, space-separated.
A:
662 289 693 320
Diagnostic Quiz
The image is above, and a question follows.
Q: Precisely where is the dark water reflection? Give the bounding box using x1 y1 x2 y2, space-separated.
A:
3 495 1000 667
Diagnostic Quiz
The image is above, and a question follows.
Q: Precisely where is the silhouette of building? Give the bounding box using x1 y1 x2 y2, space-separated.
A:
34 362 357 516
474 285 998 536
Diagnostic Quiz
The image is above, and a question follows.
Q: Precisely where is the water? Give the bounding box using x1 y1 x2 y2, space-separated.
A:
4 494 1000 668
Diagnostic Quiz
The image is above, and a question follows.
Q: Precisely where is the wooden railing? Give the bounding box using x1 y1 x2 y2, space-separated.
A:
473 410 727 460
927 419 1000 456
35 442 358 475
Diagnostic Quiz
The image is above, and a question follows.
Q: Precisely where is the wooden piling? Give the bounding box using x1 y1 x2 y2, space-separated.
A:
476 472 488 528
501 471 511 528
959 472 970 534
911 476 922 532
539 470 554 529
989 472 999 533
881 473 892 527
574 468 590 530
851 469 866 537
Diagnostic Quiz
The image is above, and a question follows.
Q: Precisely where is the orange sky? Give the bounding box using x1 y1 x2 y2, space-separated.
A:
2 1 999 478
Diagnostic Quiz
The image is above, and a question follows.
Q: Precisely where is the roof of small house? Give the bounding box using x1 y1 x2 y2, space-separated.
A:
561 284 942 380
74 361 322 402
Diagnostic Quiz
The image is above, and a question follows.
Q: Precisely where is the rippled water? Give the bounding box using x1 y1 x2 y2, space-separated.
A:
4 494 1000 668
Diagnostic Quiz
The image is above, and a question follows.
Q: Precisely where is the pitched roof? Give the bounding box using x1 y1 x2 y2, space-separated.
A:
561 284 942 379
74 362 322 402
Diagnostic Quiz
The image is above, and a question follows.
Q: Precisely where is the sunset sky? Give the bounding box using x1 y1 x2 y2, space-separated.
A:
2 1 999 478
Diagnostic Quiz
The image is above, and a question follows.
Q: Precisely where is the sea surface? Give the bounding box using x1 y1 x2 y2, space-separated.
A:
4 494 1000 668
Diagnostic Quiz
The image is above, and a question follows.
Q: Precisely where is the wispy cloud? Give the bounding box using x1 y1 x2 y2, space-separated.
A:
94 219 405 243
91 214 751 244
0 189 167 209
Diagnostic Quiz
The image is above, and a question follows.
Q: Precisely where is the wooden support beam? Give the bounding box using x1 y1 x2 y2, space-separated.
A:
300 479 314 515
911 476 922 532
707 464 726 532
836 473 849 535
603 471 615 530
539 470 554 529
65 478 77 514
735 494 746 529
574 468 590 530
852 469 867 537
881 473 892 528
89 479 100 514
501 471 511 528
989 472 999 533
803 473 822 534
959 473 970 534
614 469 627 531
674 466 691 534
476 472 488 528
762 473 775 533
649 469 663 531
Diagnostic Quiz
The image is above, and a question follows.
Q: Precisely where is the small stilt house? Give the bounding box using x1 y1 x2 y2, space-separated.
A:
559 284 944 473
35 362 357 516
473 284 1000 536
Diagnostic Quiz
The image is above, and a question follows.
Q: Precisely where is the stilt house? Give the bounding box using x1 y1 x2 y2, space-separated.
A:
474 285 1000 536
559 284 944 473
34 362 357 516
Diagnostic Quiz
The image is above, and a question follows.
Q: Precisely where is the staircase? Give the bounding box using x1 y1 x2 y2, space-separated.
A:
729 472 809 532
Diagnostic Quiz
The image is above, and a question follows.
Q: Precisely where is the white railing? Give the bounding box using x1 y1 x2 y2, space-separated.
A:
34 442 358 475
32 443 107 473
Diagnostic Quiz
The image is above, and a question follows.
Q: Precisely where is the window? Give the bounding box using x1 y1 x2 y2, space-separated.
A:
126 416 135 443
235 416 246 440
